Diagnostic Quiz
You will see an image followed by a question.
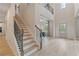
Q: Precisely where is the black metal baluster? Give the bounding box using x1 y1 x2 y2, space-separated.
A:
14 20 24 56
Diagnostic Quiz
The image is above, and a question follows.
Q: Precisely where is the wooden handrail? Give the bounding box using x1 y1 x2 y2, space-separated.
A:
14 16 23 32
35 25 42 32
35 25 43 49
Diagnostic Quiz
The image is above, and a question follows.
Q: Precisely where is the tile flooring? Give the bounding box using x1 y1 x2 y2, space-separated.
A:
32 37 79 56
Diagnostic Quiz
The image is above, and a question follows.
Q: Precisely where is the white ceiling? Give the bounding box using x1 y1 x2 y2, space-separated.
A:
0 3 11 19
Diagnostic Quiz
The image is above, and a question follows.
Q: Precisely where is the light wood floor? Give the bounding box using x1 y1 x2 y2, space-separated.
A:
0 35 14 56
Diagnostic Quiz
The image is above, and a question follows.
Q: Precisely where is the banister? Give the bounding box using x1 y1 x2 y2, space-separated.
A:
14 17 20 29
14 16 24 56
35 25 42 32
14 17 24 33
35 25 43 49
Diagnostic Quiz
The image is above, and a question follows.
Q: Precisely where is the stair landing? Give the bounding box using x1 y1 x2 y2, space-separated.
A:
0 35 14 56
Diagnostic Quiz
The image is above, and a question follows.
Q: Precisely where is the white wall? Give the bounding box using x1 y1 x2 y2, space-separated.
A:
54 3 76 39
74 4 79 39
74 3 79 17
19 4 35 35
5 4 20 56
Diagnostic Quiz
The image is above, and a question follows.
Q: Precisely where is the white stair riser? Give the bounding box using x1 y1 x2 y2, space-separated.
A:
24 48 38 56
23 43 35 50
24 33 31 35
23 34 32 36
23 39 33 44
23 36 33 39
24 33 32 35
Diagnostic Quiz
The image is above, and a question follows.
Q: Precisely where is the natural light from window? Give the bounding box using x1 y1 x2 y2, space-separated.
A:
61 3 66 9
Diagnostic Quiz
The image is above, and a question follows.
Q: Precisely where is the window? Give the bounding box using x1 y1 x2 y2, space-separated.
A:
61 3 66 9
15 4 20 14
59 24 66 33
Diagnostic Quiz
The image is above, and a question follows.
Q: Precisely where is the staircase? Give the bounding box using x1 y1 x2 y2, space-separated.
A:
15 15 39 56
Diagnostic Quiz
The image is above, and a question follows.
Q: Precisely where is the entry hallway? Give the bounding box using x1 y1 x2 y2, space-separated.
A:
32 38 79 56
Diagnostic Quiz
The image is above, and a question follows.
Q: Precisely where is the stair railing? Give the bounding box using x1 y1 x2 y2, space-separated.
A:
35 25 43 49
14 17 24 56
